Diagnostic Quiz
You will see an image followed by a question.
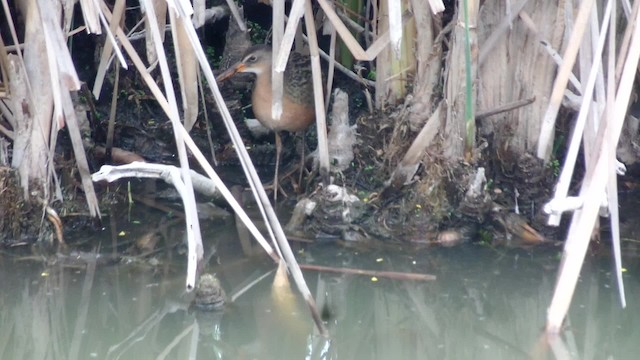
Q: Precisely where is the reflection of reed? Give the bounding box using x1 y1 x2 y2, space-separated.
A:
3 245 640 359
1 265 69 360
69 256 97 360
105 282 191 359
268 262 309 359
308 252 574 359
0 297 11 356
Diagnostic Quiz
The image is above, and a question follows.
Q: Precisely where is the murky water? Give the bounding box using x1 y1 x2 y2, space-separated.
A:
1 212 639 360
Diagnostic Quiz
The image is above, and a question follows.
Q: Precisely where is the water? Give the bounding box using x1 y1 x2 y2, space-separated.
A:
1 214 638 360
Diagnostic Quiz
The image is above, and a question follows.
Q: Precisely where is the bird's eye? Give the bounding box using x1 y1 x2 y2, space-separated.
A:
246 55 257 63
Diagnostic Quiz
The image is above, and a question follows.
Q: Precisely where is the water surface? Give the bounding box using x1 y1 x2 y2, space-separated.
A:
1 215 638 360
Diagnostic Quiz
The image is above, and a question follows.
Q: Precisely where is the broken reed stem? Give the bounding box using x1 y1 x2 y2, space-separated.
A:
462 0 477 161
324 21 337 113
536 0 596 161
271 0 284 120
162 3 328 336
198 69 218 166
106 63 119 158
304 0 330 187
545 1 612 226
614 0 640 84
546 0 640 333
97 3 280 275
145 1 203 291
606 0 626 311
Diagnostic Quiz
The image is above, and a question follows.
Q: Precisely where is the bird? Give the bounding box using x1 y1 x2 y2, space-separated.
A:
216 44 316 201
492 205 546 247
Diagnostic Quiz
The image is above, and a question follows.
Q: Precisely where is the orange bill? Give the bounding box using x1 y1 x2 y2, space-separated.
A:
216 63 247 82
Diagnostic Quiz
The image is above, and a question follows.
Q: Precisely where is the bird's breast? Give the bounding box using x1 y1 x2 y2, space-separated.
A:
251 81 315 132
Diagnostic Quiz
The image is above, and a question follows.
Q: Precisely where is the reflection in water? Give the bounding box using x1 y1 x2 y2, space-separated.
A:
0 240 638 359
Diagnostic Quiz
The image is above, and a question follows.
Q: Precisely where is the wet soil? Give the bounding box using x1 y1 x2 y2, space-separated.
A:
0 27 556 251
0 3 623 256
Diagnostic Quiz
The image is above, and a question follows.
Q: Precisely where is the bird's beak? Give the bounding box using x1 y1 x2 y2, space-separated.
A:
216 63 247 82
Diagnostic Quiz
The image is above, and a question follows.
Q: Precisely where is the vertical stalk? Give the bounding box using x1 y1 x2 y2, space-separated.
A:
462 0 475 160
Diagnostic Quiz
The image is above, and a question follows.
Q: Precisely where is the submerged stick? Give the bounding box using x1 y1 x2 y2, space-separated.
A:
299 264 436 281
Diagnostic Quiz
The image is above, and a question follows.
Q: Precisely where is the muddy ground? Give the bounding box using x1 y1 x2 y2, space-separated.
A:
0 61 560 250
1 4 627 256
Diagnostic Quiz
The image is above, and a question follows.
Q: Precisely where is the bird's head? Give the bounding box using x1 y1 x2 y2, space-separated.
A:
217 45 272 82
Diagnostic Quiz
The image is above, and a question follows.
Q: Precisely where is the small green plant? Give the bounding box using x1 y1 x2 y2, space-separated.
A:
367 70 376 81
549 158 561 177
353 96 363 109
477 229 493 245
205 46 223 68
206 46 215 58
247 20 269 44
485 179 493 191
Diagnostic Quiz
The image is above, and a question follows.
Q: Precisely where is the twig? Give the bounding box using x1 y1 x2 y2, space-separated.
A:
132 195 185 219
106 61 119 161
303 33 375 87
92 163 277 263
299 263 436 281
199 70 218 166
478 0 531 66
45 206 65 246
229 269 275 302
476 96 536 120
156 323 196 360
222 0 246 31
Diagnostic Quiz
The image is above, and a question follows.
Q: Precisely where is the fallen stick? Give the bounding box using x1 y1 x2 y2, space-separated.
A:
475 96 536 120
299 264 436 281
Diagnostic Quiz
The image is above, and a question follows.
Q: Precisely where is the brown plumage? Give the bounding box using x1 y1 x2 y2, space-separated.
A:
492 207 546 247
218 45 315 131
217 45 316 200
